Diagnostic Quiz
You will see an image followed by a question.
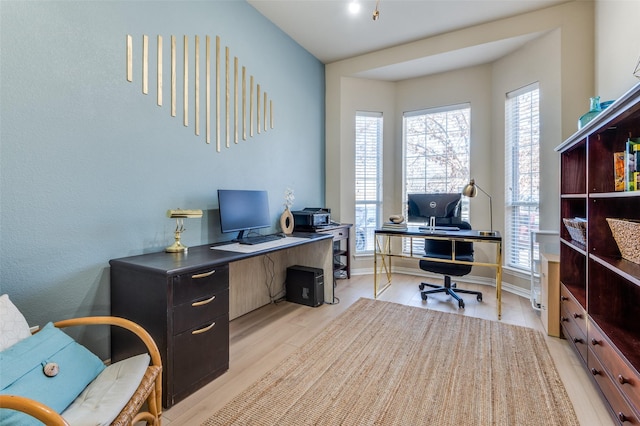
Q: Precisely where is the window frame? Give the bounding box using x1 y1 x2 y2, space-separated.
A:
505 83 540 272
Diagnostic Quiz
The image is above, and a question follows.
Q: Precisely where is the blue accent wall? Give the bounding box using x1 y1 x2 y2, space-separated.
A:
0 0 325 355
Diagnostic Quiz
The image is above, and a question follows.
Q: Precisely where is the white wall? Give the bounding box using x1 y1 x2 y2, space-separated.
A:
595 0 640 100
326 1 594 291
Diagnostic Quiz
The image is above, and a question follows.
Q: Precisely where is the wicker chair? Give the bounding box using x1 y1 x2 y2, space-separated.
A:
0 316 162 426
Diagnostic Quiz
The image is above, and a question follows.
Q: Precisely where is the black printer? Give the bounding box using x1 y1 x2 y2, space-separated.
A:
292 208 331 229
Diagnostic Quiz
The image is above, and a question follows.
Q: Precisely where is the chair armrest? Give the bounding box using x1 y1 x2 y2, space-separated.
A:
52 316 163 417
0 395 70 425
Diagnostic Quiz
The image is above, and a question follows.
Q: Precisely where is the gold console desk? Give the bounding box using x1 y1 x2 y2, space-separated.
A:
374 227 503 319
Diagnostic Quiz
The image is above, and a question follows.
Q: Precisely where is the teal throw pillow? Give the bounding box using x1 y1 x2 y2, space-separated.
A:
0 322 106 425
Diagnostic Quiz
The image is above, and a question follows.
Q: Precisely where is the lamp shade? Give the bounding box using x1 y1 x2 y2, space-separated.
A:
167 209 203 219
462 179 477 197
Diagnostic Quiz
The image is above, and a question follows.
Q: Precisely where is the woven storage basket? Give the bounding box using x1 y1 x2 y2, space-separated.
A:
606 218 640 264
563 218 587 245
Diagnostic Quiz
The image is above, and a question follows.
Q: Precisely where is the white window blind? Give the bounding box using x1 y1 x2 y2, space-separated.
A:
403 104 471 252
404 104 471 217
505 84 540 271
355 111 382 253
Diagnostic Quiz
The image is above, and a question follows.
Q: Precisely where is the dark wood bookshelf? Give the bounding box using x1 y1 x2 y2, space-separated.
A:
557 82 640 424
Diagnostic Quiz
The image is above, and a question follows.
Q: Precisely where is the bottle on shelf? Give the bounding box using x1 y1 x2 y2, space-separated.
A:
577 96 601 129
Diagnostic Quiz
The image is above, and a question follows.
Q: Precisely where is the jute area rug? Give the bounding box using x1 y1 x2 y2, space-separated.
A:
202 298 578 426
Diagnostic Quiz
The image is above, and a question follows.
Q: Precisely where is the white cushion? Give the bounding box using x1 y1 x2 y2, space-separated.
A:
0 294 31 351
61 353 150 426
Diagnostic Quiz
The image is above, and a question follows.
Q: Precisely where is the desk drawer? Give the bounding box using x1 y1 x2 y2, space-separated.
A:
173 264 229 306
318 227 349 241
173 289 229 335
172 313 229 396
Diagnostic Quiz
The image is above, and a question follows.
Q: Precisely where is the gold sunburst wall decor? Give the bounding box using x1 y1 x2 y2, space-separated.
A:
125 34 275 152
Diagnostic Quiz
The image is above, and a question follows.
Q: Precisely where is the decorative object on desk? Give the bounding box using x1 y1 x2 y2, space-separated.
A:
280 188 295 235
165 208 203 252
389 214 404 224
562 217 586 245
382 215 407 231
462 178 496 236
606 218 640 264
577 96 601 129
202 298 578 426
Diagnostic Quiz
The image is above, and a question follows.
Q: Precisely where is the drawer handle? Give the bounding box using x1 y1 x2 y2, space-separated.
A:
560 296 568 301
618 412 629 423
573 337 583 344
561 317 569 322
192 322 215 335
572 312 582 319
618 375 631 385
591 338 601 346
192 270 216 279
591 368 601 376
192 295 216 307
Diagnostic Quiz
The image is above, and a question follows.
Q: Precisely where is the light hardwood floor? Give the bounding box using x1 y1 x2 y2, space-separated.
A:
158 274 614 425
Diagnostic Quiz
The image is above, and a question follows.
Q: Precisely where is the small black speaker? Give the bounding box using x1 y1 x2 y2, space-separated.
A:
286 265 324 307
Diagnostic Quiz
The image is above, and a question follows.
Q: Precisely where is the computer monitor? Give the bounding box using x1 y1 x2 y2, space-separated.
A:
218 189 271 239
407 193 462 225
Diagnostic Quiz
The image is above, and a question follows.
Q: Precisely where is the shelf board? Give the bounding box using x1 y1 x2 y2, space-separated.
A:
561 193 587 199
590 254 640 287
589 191 640 199
561 238 587 256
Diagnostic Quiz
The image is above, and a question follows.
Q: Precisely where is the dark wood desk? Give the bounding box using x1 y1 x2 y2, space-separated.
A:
110 233 332 408
374 227 503 318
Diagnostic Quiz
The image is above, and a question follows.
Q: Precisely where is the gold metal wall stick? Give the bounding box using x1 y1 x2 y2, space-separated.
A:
206 36 211 144
216 36 220 152
257 84 261 134
270 100 274 129
263 92 267 131
195 35 200 136
234 57 238 144
250 75 254 137
242 66 246 140
126 35 132 82
171 35 176 117
157 36 163 106
142 35 148 94
225 46 230 148
183 35 188 127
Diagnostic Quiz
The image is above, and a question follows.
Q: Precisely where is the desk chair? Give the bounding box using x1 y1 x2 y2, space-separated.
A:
418 220 483 308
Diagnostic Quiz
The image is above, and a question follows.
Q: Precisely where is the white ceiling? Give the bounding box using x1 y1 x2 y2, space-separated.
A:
247 0 568 81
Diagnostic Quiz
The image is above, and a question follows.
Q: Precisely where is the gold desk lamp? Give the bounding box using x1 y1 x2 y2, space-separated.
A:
166 209 203 253
462 179 496 236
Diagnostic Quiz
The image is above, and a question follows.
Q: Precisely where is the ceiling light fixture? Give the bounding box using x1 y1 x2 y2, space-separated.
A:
372 0 380 20
348 0 360 14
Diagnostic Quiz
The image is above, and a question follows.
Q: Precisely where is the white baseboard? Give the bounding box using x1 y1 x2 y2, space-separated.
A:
350 266 531 299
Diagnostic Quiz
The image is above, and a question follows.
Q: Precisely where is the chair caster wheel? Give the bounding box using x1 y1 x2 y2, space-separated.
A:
459 300 465 309
477 294 483 302
419 283 425 290
421 293 428 301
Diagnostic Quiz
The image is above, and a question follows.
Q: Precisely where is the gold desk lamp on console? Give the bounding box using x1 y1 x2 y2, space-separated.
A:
462 179 496 236
166 209 203 253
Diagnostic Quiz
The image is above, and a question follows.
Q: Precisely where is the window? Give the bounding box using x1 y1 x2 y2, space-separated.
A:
404 104 471 219
505 84 540 271
403 104 471 252
355 111 382 253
